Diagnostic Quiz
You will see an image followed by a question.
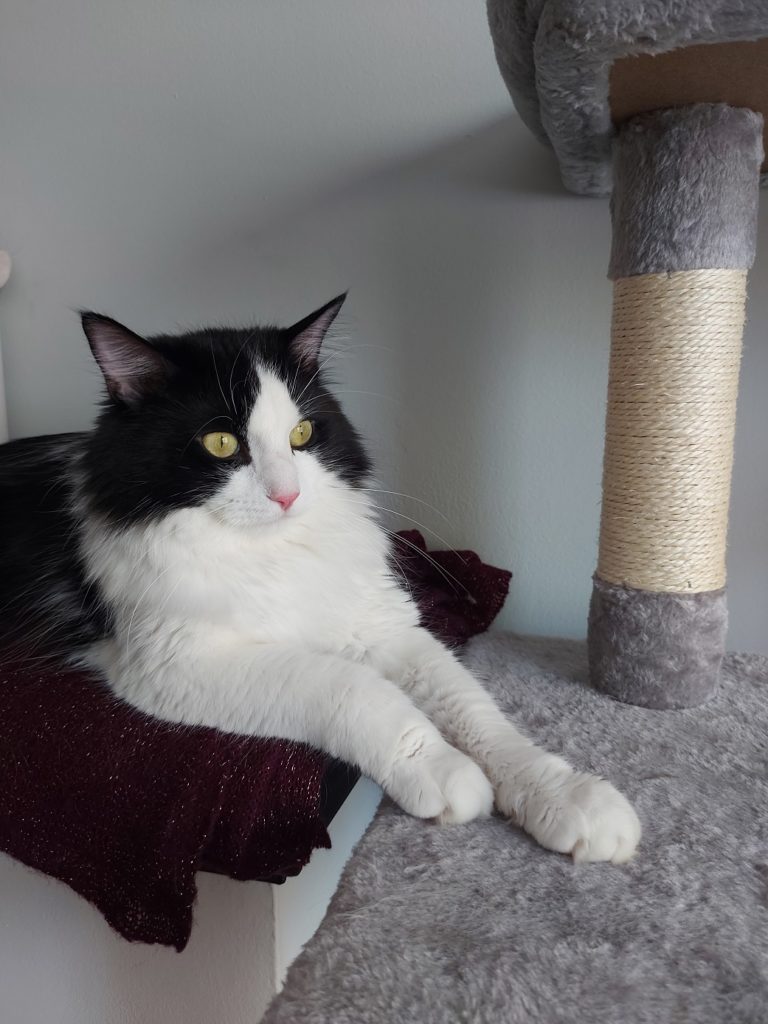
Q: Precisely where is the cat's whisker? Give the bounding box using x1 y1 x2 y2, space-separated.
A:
124 563 180 662
338 497 467 566
361 487 454 526
386 554 416 603
181 416 229 457
227 332 258 409
328 508 417 600
379 528 474 600
326 342 396 355
334 500 472 600
329 390 400 405
209 337 232 414
294 350 345 407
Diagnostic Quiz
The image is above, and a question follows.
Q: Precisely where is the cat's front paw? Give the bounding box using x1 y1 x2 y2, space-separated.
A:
385 740 494 825
499 761 641 864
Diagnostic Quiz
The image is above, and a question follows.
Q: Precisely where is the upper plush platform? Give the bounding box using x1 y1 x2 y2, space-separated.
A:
487 1 768 194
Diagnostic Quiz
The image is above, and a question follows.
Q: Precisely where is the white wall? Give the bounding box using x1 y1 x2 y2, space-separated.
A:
0 853 277 1024
0 2 766 1019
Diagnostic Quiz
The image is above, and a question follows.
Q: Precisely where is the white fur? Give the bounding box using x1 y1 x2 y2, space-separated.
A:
208 370 305 527
79 362 640 862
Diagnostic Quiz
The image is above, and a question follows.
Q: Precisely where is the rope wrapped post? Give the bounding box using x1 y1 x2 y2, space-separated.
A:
588 105 763 709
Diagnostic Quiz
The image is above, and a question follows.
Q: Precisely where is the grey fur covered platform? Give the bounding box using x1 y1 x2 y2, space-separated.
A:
264 634 768 1024
487 0 768 195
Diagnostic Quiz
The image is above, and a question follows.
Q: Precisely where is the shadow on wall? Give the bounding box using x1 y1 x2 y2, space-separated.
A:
190 115 567 260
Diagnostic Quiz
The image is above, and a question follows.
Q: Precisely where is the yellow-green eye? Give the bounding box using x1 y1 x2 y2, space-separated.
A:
201 431 240 459
289 419 313 448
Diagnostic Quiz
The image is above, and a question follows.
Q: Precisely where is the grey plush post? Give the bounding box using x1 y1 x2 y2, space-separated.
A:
588 105 762 708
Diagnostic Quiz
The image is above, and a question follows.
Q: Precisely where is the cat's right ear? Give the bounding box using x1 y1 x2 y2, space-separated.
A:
286 293 347 369
81 313 172 406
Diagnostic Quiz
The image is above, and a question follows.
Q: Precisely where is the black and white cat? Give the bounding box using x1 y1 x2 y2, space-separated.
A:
0 295 640 862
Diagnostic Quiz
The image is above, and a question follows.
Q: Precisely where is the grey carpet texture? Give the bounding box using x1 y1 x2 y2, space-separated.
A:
264 634 768 1024
486 0 768 195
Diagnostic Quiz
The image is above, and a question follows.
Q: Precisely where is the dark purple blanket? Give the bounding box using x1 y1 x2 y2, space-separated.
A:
0 531 510 949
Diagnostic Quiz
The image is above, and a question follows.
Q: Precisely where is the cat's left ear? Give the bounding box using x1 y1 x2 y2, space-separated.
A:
286 292 346 368
81 312 173 406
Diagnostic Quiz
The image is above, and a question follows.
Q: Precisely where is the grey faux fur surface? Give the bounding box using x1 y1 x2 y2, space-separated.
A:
264 634 768 1024
487 0 768 194
609 105 763 277
588 579 727 708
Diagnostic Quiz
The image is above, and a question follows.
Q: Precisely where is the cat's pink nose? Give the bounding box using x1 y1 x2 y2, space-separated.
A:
270 489 299 511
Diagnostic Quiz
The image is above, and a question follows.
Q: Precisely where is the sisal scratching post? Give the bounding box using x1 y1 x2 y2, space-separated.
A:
487 2 768 707
589 106 761 707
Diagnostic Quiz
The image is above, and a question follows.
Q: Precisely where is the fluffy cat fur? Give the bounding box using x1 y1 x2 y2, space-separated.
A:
0 296 640 862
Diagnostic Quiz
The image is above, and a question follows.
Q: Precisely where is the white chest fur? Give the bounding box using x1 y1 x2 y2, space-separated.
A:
81 488 417 662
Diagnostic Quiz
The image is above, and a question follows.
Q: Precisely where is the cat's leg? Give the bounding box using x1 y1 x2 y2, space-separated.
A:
369 628 640 863
110 641 493 825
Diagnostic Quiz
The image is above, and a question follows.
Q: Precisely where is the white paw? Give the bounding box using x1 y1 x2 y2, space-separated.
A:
385 740 494 825
498 759 641 864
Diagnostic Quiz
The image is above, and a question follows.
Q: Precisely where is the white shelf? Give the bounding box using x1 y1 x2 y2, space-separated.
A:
272 776 382 989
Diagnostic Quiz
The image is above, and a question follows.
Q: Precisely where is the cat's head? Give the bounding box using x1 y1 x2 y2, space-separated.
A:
80 295 371 528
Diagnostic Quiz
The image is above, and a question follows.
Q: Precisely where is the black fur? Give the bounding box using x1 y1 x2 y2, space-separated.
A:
0 299 371 659
0 434 109 658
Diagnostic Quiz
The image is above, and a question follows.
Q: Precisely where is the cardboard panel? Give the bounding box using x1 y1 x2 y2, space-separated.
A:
610 38 768 170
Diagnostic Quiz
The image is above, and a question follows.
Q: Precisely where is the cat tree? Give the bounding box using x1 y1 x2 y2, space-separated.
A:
488 1 768 708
